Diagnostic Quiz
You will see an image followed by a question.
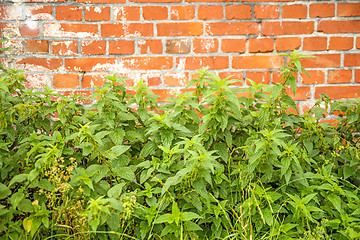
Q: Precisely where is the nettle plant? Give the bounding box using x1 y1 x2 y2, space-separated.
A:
0 50 359 240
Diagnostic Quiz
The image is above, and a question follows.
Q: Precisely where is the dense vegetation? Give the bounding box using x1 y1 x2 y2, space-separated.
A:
0 51 359 239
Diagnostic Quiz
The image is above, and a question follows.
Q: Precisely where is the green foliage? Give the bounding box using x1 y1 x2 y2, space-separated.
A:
0 51 360 239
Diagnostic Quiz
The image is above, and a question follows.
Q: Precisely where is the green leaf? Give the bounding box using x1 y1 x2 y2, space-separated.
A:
281 95 298 113
140 142 157 159
107 182 126 198
343 166 356 180
18 199 34 212
116 167 135 181
184 221 203 231
288 74 297 96
23 217 33 233
154 214 173 224
181 212 201 222
9 174 27 187
0 183 11 200
111 145 130 158
328 194 342 213
312 107 326 120
214 142 228 162
37 179 54 192
10 192 24 208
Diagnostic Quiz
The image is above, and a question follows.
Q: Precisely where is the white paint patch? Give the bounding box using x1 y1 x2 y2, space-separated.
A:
44 23 97 38
94 7 102 13
201 39 216 52
114 7 125 21
5 5 22 20
52 41 76 56
25 20 38 30
25 74 51 88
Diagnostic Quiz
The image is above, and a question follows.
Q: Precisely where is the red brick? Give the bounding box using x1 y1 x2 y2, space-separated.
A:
246 71 270 84
53 74 79 89
101 23 153 37
262 21 314 35
166 39 191 54
221 39 246 53
193 38 219 53
301 54 341 68
286 87 310 101
357 38 360 49
315 86 360 99
157 22 203 36
276 37 301 51
25 5 52 20
300 70 325 84
338 3 360 17
164 72 189 86
356 70 360 83
170 6 195 20
206 22 258 35
254 5 279 19
114 6 140 21
81 40 106 55
109 40 135 55
282 4 307 19
16 58 62 71
26 40 49 54
56 6 82 21
131 0 180 2
344 54 360 67
85 7 110 21
19 22 40 37
218 72 243 85
0 5 22 20
44 23 98 38
198 5 223 20
233 56 284 69
82 73 107 88
143 6 168 20
226 5 252 19
328 37 353 50
309 4 335 18
303 37 327 51
328 70 352 84
176 57 228 70
138 40 162 54
52 41 78 56
318 20 360 34
151 89 178 102
140 73 162 86
119 57 173 70
249 38 274 53
65 58 117 71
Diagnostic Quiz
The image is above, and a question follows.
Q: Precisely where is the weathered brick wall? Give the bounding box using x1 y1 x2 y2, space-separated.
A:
0 0 359 112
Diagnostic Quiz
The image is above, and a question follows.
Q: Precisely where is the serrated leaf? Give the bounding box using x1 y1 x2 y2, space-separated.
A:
9 174 27 187
154 214 173 224
111 145 130 158
214 142 228 162
281 95 298 113
328 194 342 213
107 182 126 198
181 212 201 222
140 142 157 159
0 183 11 200
116 167 135 181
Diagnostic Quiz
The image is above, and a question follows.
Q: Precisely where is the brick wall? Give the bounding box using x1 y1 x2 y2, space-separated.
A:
0 0 359 113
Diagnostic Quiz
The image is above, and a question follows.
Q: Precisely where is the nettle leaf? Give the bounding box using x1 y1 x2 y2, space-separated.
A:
181 212 201 222
328 194 342 213
281 95 298 113
0 183 11 199
154 214 173 224
140 142 157 159
312 107 326 120
288 74 297 96
107 182 126 198
9 174 28 187
214 142 228 162
116 167 135 181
